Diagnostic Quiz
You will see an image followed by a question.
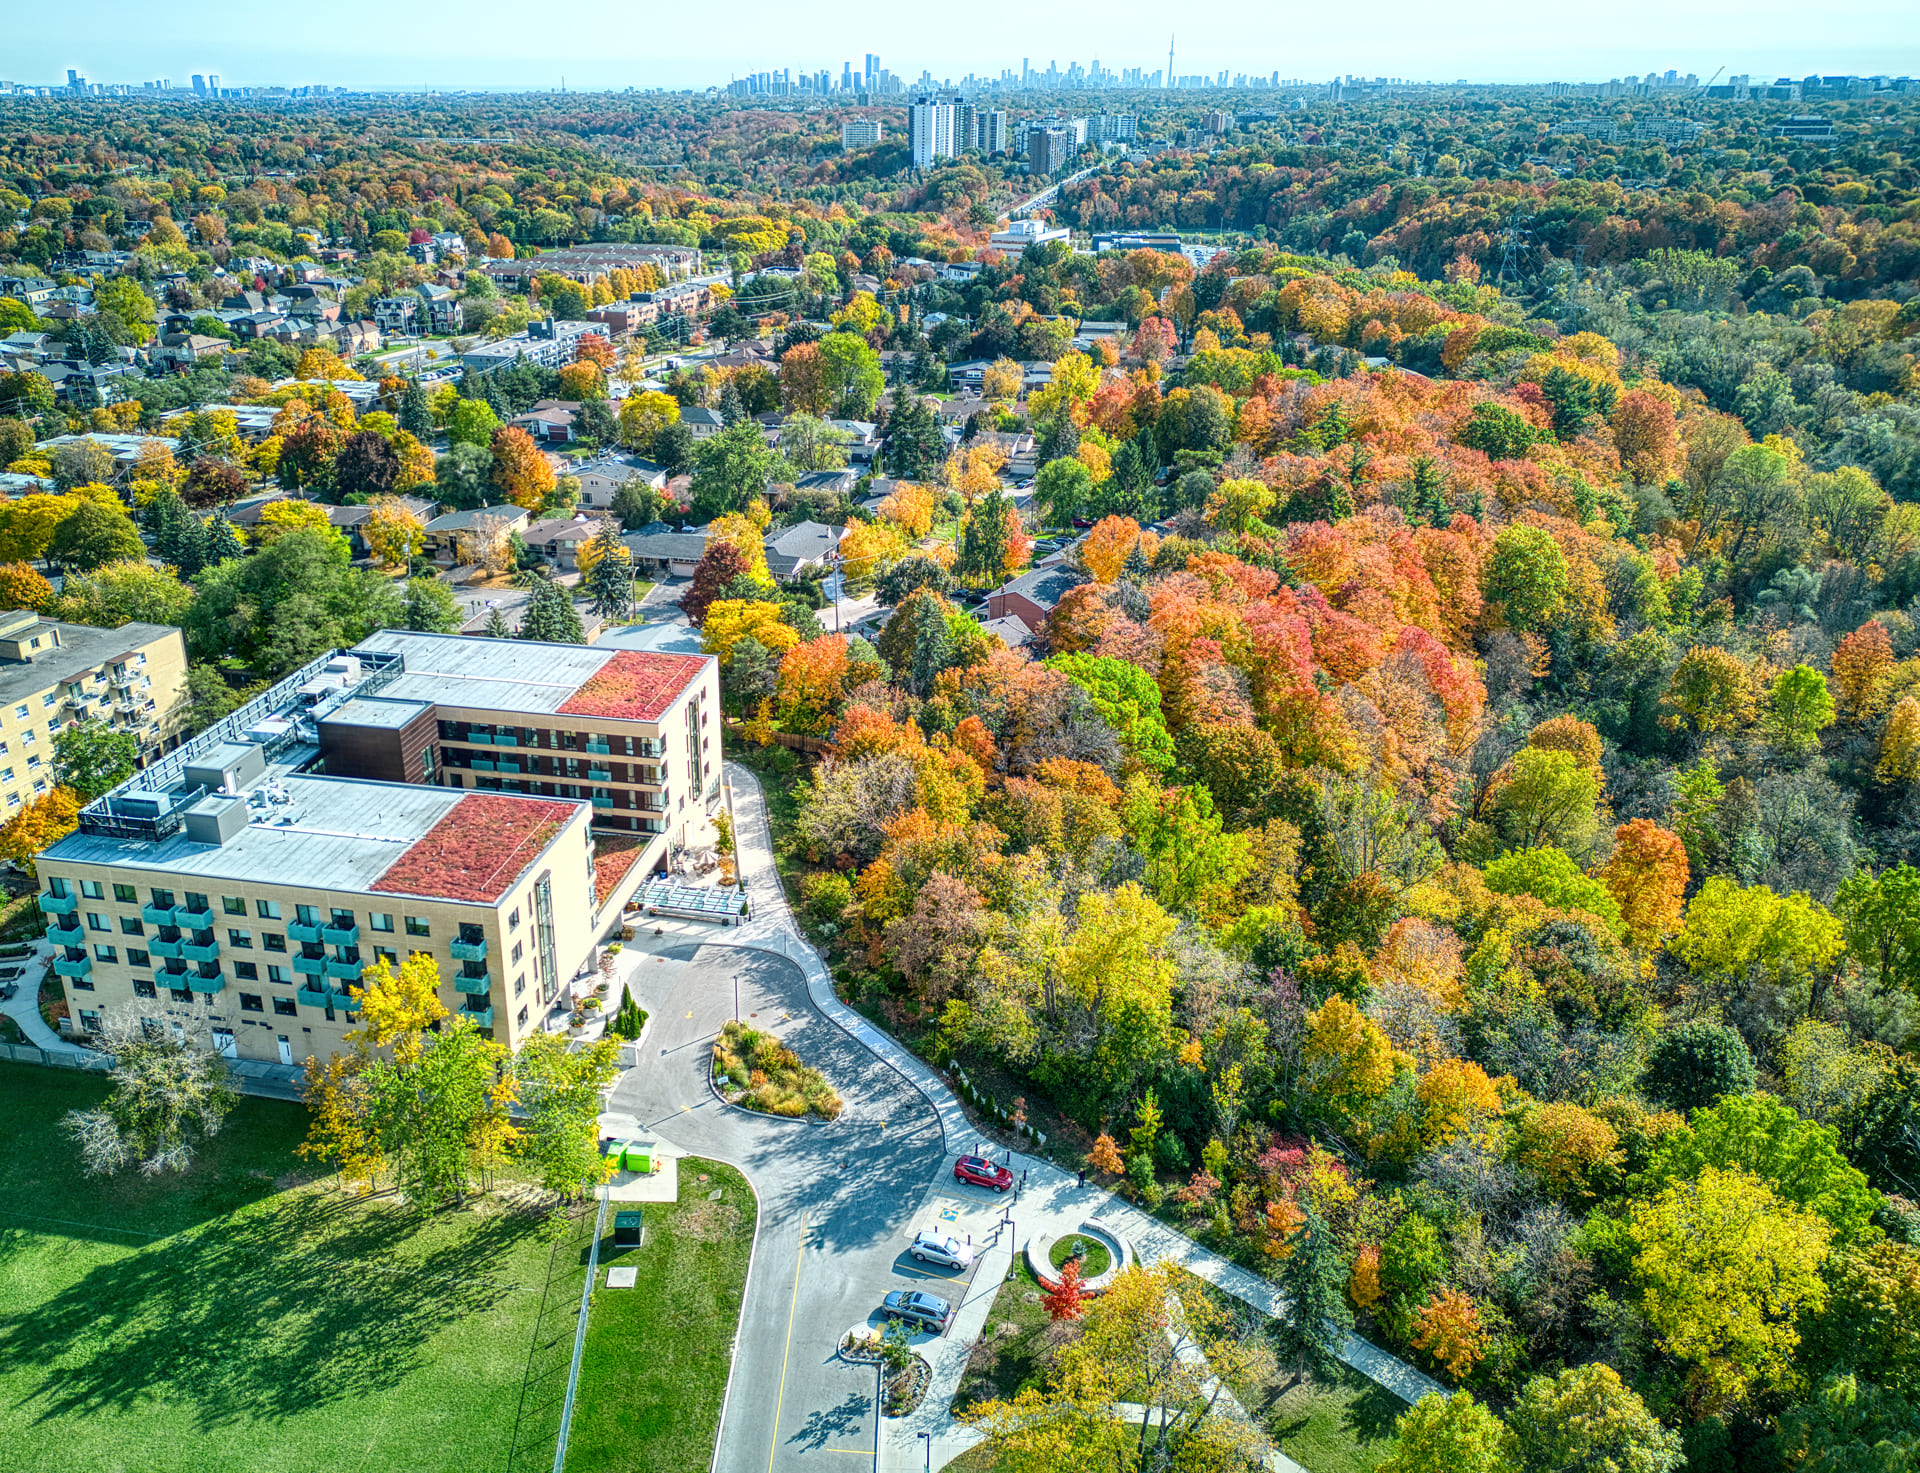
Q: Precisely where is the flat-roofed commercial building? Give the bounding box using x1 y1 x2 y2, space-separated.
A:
38 631 721 1065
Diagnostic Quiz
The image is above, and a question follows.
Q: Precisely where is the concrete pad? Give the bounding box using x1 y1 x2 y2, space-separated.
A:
602 1152 679 1203
606 1266 637 1288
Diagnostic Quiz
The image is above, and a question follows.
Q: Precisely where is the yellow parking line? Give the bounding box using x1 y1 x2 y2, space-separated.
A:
768 1210 807 1473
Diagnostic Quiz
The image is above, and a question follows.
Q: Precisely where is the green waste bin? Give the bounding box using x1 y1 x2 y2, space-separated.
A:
622 1142 652 1173
613 1211 643 1249
602 1140 623 1168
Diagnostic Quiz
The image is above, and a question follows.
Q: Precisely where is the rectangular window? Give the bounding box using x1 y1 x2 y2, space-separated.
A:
255 899 281 920
85 912 108 932
514 973 526 997
511 940 524 965
92 944 117 962
183 892 208 914
228 929 252 949
170 987 191 1003
133 979 157 999
223 896 247 915
234 961 259 981
369 912 394 933
239 993 263 1013
119 916 144 935
12 705 24 720
80 879 103 899
272 996 297 1016
70 975 94 991
113 883 136 903
295 905 319 926
150 888 174 908
508 906 521 930
517 1006 529 1027
375 947 397 966
267 965 289 985
126 948 149 968
405 916 430 937
330 908 355 927
263 932 286 952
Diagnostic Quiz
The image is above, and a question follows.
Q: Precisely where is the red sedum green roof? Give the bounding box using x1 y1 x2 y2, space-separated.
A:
559 651 706 722
371 794 575 904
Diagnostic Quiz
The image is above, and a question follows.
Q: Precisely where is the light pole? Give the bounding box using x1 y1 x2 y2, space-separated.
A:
916 1431 932 1472
732 971 740 1024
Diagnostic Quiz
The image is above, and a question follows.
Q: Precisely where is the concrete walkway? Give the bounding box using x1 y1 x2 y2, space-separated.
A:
0 940 87 1054
717 762 1445 1471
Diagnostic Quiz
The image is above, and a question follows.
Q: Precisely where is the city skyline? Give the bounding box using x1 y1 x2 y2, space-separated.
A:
7 0 1916 94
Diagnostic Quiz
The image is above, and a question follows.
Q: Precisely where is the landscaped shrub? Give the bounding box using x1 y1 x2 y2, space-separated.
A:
713 1020 843 1120
801 872 853 924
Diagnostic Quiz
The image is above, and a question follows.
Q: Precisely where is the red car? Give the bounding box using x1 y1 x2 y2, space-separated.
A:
954 1154 1014 1192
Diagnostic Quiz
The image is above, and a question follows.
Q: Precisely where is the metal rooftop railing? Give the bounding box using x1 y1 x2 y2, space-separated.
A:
77 647 407 842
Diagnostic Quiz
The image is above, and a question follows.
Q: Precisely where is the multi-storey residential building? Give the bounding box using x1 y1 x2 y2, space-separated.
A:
39 632 722 1066
910 96 957 168
458 317 597 374
840 117 884 149
1026 123 1076 176
0 610 187 815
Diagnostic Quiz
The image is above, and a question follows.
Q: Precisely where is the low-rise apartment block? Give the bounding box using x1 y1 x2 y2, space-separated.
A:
39 632 722 1067
0 610 187 814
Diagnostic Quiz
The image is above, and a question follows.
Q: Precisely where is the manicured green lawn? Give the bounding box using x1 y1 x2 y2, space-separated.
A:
952 1259 1055 1413
1234 1359 1407 1473
0 1062 589 1473
563 1161 756 1473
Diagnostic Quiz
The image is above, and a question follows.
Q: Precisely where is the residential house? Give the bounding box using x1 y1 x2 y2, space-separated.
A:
509 401 580 445
373 295 419 337
621 527 709 579
416 284 461 335
459 317 595 375
762 521 846 581
680 406 725 441
0 275 56 307
522 516 611 572
986 564 1088 634
577 457 668 513
421 505 532 567
977 615 1037 649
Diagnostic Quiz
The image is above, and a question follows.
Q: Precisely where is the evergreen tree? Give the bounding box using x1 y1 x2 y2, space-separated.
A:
883 390 944 480
954 490 1014 588
1037 412 1080 464
717 377 748 427
398 377 433 437
1271 1205 1353 1390
584 529 635 623
906 597 954 699
484 606 513 639
517 574 586 644
204 509 245 567
1121 541 1153 584
166 511 211 579
1409 455 1450 526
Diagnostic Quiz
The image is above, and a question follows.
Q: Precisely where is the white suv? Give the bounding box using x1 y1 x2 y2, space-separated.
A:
909 1230 975 1270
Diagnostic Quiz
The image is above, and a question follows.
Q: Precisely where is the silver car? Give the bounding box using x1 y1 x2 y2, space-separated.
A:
909 1230 975 1270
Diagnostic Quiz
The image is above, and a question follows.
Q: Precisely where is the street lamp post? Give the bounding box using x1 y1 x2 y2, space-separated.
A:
916 1430 932 1472
732 971 740 1023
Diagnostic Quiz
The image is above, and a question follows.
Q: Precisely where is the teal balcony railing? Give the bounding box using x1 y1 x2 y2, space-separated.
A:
182 940 220 963
44 921 84 946
175 906 214 930
140 904 175 927
53 954 92 978
454 971 491 995
462 1005 494 1028
321 924 359 947
324 957 361 981
296 986 331 1009
41 892 79 915
186 972 225 995
287 921 323 944
291 953 326 976
450 938 487 962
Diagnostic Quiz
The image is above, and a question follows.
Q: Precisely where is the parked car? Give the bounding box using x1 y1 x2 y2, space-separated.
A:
883 1288 954 1331
953 1154 1014 1192
909 1230 975 1270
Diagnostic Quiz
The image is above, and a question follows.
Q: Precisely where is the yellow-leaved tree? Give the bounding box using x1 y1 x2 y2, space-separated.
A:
363 495 425 568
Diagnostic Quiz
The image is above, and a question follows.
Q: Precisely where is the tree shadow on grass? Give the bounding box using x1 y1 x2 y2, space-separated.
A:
0 1189 544 1433
1340 1378 1407 1444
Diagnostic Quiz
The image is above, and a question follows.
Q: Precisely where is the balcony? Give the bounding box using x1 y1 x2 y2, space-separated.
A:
591 795 615 810
493 733 519 748
586 766 612 783
150 936 184 959
182 940 220 964
296 985 331 1009
450 937 487 962
291 953 326 976
461 1005 495 1028
40 892 78 915
635 739 665 759
324 957 362 981
53 954 92 978
44 921 84 946
187 972 225 995
140 904 175 926
287 921 323 944
469 758 496 772
464 730 493 745
584 740 612 756
175 906 214 930
634 766 666 786
495 759 523 775
454 971 491 995
321 924 359 947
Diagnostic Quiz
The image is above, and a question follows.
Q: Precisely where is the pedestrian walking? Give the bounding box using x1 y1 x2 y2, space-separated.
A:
1077 1168 1086 1188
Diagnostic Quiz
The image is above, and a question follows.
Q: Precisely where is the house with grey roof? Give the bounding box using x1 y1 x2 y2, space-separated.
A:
762 521 846 581
622 528 710 578
681 406 725 440
986 564 1088 635
422 505 531 565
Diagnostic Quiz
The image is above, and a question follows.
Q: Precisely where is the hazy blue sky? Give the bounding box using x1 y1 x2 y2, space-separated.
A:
11 0 1917 91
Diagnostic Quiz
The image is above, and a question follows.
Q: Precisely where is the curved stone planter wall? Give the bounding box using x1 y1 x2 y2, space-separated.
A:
1026 1220 1132 1295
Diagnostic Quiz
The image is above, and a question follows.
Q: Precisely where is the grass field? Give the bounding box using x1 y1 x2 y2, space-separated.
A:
0 1062 591 1473
564 1161 756 1473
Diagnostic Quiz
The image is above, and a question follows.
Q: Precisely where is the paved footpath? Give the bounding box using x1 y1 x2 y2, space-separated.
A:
633 764 1443 1472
